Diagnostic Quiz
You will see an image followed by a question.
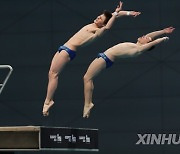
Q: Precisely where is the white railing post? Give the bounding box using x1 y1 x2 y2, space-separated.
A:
0 65 13 95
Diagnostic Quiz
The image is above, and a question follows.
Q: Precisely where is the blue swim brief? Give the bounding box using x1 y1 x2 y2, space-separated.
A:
58 45 76 61
97 53 114 68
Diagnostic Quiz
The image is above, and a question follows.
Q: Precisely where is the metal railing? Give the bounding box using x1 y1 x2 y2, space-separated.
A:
0 65 13 95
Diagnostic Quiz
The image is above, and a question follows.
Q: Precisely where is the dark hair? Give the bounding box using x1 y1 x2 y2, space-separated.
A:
147 46 155 51
103 10 112 25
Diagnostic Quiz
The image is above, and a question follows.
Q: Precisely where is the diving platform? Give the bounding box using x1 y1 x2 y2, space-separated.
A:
0 126 98 152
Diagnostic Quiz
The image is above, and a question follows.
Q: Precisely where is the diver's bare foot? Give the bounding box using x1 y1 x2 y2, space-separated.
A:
83 102 94 118
42 100 54 116
85 111 91 118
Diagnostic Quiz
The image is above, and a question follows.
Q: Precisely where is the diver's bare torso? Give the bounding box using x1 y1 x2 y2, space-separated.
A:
64 23 100 51
104 42 140 60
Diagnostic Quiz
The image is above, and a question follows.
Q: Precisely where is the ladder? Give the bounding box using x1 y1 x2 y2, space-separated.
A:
0 65 13 95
